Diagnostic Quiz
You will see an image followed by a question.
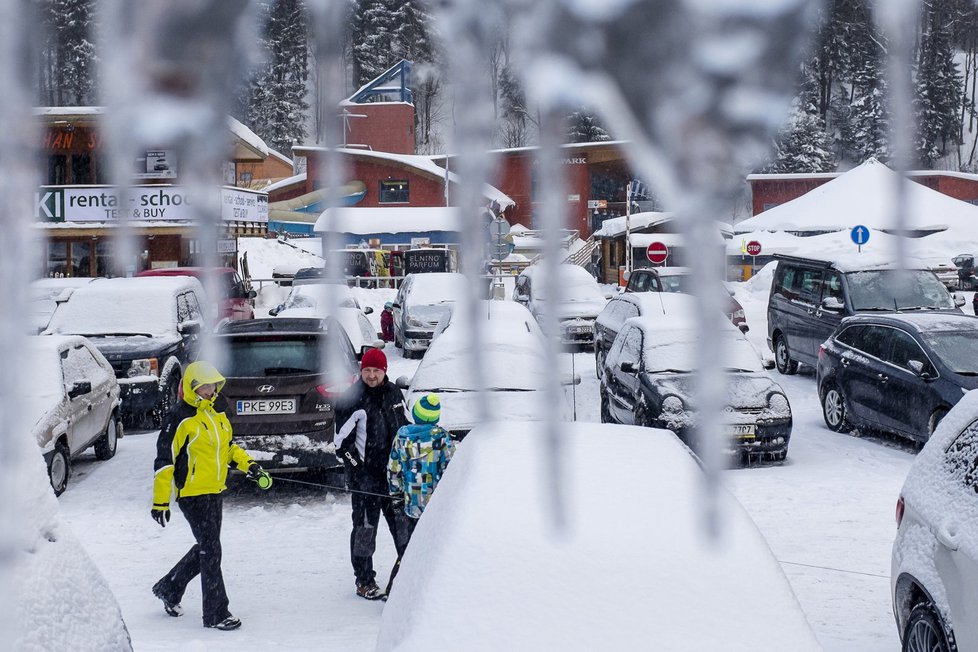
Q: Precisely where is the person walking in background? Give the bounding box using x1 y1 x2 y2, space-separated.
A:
380 301 395 342
972 291 978 316
334 348 410 600
151 361 272 631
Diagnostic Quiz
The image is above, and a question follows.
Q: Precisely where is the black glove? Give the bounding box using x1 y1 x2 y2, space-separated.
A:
151 506 170 527
247 464 272 490
390 495 405 510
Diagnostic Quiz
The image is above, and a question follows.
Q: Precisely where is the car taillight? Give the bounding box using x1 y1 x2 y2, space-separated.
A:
895 495 905 528
317 373 358 399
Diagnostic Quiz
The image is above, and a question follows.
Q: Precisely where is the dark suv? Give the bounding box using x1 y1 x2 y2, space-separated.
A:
215 318 360 472
768 254 962 375
816 313 978 442
43 277 205 428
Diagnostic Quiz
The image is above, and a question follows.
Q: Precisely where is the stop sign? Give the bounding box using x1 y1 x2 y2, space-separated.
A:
646 241 669 264
746 240 762 257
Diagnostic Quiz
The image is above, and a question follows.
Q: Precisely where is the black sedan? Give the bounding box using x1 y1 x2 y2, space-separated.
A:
215 318 360 472
599 316 791 461
816 313 978 442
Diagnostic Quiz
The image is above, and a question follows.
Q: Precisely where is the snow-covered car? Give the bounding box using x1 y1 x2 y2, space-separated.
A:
513 263 607 347
268 283 382 358
396 300 574 439
29 277 98 334
622 266 749 330
891 389 978 652
392 272 470 358
269 282 373 316
27 335 122 495
600 312 791 462
43 277 206 428
377 421 819 651
594 292 696 380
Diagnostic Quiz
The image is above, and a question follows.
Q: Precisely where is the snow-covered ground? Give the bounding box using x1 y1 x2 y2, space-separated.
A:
54 279 915 650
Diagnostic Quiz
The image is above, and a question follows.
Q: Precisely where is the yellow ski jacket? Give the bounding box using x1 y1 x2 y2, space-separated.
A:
152 362 256 510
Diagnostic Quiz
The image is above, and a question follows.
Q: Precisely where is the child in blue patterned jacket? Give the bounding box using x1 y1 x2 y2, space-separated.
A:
387 393 455 521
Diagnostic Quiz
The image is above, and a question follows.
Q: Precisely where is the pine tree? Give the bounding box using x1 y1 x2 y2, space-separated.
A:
767 108 836 172
245 0 310 155
37 0 98 105
566 108 610 143
914 0 964 166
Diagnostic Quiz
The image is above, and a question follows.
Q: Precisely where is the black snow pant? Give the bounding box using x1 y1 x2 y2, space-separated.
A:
350 492 414 586
153 493 231 627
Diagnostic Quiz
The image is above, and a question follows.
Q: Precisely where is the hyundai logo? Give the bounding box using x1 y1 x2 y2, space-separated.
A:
257 385 275 393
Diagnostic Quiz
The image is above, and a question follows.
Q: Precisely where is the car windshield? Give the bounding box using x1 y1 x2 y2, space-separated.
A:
532 269 605 302
283 285 357 311
920 330 978 375
643 332 764 374
845 270 954 311
222 335 326 376
658 274 690 293
46 289 177 336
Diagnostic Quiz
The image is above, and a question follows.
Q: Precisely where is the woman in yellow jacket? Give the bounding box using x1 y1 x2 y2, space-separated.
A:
150 361 271 631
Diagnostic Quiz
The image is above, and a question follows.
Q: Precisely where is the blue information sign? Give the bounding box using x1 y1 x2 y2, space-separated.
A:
850 225 870 246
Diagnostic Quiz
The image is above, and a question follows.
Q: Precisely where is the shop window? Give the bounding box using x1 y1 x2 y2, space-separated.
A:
96 240 113 277
379 180 409 203
47 241 67 277
70 241 91 277
72 153 93 184
48 155 67 185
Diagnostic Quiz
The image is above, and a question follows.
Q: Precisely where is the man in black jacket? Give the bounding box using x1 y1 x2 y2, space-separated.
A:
334 348 410 599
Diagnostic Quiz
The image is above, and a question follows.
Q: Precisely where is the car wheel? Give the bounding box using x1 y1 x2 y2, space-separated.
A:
903 602 952 652
394 334 402 349
822 383 849 433
594 346 605 380
93 413 120 461
48 441 69 497
152 372 181 429
634 401 652 428
774 336 799 375
928 408 949 438
600 389 613 423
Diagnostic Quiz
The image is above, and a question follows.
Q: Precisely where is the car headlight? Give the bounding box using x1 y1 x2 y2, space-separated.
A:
128 358 159 378
661 396 685 415
407 315 424 328
762 393 790 419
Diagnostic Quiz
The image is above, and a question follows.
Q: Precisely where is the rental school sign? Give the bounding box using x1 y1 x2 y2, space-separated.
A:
35 185 269 223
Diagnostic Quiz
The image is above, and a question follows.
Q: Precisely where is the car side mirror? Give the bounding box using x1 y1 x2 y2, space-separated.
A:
738 323 750 333
620 361 637 374
391 302 401 310
562 373 582 386
67 381 92 399
395 375 410 389
622 270 631 282
178 320 201 335
907 360 934 380
953 293 966 308
268 306 281 316
248 289 257 300
821 297 844 312
363 306 374 315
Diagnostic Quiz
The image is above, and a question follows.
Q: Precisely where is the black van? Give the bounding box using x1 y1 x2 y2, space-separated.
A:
767 254 963 374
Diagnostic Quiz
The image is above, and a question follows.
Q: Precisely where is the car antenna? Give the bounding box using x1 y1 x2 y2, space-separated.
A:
657 290 666 314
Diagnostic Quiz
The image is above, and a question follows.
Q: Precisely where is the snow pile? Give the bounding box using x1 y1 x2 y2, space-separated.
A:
378 421 819 651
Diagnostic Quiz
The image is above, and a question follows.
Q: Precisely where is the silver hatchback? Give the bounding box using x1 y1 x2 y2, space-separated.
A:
892 390 978 651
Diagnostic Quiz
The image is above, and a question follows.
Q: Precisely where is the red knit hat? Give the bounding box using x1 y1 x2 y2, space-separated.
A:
360 347 388 372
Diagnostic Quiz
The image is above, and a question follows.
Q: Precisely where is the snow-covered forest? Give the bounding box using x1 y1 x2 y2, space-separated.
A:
32 0 978 169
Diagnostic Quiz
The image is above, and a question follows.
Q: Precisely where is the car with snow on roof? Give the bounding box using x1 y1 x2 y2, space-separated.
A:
513 263 608 348
768 253 964 376
377 421 819 651
392 272 471 358
27 335 122 495
600 308 791 462
43 276 205 428
891 389 978 652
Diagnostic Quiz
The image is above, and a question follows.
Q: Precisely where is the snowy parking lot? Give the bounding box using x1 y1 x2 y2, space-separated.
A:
56 286 916 649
